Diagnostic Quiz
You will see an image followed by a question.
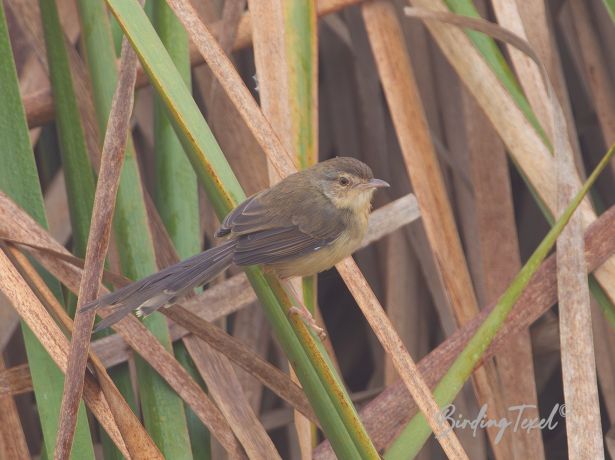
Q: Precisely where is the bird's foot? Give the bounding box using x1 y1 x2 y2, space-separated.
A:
288 306 327 341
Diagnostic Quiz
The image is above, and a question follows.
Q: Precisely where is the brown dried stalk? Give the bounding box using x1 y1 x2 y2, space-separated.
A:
55 36 139 460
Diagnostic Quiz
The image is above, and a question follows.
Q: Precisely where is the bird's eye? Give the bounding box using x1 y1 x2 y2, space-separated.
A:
338 176 350 186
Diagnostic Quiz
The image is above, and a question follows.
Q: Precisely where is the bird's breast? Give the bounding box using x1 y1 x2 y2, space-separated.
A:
269 210 368 278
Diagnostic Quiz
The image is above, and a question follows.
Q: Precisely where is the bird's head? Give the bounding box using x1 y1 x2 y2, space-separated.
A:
313 157 389 212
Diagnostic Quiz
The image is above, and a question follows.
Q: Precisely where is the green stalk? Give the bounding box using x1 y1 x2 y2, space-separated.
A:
39 0 97 321
385 144 615 459
283 1 320 447
103 0 373 457
173 342 212 459
603 0 615 23
151 0 200 259
75 1 192 457
0 2 94 457
151 1 209 458
284 0 318 171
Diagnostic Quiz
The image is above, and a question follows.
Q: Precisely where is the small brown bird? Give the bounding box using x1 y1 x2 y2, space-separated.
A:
86 157 389 331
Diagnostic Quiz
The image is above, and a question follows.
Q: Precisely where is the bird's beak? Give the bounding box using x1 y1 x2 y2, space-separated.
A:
366 178 390 189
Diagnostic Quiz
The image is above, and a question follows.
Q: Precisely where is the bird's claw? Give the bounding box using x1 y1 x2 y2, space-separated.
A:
288 306 327 341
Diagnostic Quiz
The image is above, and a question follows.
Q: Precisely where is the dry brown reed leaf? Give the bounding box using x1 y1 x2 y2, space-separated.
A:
315 204 615 456
205 0 247 111
159 1 464 454
55 36 140 460
0 364 31 396
0 192 244 458
555 5 603 455
247 0 292 185
0 356 29 460
561 0 615 424
569 1 615 147
44 172 71 245
0 246 130 458
0 293 18 353
463 93 543 457
466 9 547 456
438 5 542 452
183 337 282 460
364 0 477 327
557 158 604 458
491 0 552 142
335 258 469 458
6 247 162 460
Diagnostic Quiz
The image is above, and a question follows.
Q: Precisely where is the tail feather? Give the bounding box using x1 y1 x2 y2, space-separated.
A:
85 241 236 332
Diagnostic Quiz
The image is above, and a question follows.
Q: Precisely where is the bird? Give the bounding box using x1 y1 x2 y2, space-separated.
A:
84 157 389 332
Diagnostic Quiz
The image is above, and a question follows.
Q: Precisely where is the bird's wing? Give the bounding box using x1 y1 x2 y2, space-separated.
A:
216 188 349 266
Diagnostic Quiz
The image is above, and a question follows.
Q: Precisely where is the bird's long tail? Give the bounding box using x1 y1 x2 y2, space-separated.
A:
83 240 237 332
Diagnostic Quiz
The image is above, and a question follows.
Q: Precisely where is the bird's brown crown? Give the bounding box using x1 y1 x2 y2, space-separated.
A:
313 157 374 182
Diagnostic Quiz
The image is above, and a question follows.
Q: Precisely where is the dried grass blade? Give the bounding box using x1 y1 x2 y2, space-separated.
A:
463 95 543 457
569 1 615 146
0 364 32 396
182 337 282 460
0 246 129 457
8 246 162 460
0 357 29 460
556 7 604 453
336 258 468 459
55 37 139 460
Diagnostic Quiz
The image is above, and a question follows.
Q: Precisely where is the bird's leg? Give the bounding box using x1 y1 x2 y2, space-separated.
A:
282 279 327 340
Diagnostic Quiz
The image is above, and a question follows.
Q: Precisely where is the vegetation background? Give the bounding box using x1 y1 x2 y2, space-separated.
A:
1 0 615 459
